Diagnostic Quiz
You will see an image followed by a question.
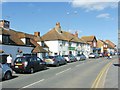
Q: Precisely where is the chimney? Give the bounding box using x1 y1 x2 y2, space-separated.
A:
34 32 40 37
55 22 61 33
75 31 78 37
0 20 10 30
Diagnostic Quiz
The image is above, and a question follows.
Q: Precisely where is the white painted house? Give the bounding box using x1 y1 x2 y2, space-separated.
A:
0 20 49 61
42 22 91 57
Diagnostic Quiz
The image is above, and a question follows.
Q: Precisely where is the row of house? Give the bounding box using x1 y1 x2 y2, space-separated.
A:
0 20 116 60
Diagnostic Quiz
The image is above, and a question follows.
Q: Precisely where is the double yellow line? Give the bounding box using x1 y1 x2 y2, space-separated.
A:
91 61 113 89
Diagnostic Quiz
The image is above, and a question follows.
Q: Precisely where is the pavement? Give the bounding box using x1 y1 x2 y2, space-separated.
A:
1 56 119 89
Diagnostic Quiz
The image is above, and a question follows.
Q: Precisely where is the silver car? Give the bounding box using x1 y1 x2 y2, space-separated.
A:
0 63 13 80
0 54 13 80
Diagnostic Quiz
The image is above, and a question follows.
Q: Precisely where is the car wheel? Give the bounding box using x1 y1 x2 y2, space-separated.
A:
43 65 47 70
56 62 59 67
65 61 67 64
30 68 34 74
15 71 20 74
4 71 12 80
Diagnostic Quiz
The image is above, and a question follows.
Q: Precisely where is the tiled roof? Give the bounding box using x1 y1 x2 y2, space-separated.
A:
81 36 97 42
62 31 81 43
41 28 67 41
1 27 49 53
32 45 48 53
79 38 87 44
97 40 113 49
42 28 84 43
105 40 116 48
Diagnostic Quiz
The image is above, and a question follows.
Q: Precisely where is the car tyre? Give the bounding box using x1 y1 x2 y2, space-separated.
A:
56 62 59 67
30 68 34 74
4 71 12 80
43 65 47 70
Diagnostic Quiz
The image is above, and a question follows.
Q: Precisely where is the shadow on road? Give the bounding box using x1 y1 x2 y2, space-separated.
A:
113 64 120 67
1 75 18 82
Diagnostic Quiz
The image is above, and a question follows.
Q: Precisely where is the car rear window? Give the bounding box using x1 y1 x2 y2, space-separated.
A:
62 55 68 57
44 56 55 59
15 57 29 63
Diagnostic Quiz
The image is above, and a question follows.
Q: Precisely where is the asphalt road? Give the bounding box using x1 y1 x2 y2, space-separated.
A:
1 56 119 89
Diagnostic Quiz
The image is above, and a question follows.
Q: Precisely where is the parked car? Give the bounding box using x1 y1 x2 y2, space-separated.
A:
0 53 9 64
62 55 77 63
89 53 99 58
98 53 103 57
12 56 47 74
0 54 13 80
44 55 67 67
0 63 13 80
76 54 86 61
103 53 108 57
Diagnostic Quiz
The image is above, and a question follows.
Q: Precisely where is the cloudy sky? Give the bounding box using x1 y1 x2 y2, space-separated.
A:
1 0 118 44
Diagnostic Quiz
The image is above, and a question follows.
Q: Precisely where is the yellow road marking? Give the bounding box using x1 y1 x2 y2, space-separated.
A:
91 60 114 89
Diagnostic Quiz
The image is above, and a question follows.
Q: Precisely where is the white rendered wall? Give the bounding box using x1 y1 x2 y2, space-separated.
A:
45 41 59 55
1 44 33 61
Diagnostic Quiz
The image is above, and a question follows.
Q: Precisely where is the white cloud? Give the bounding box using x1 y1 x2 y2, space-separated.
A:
96 13 111 19
71 0 118 11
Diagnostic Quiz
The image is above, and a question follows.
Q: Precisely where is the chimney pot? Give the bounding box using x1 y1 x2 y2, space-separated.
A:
0 20 10 30
34 32 40 37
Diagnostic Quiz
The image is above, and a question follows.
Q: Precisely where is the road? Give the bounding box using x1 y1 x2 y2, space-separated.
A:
1 56 119 89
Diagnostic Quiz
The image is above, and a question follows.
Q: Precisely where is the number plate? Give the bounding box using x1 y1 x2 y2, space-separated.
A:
15 66 18 68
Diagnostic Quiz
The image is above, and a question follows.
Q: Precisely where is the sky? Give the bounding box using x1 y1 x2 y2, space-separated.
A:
1 0 118 45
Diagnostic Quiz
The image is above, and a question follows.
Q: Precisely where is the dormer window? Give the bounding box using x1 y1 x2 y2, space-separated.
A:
2 35 10 44
26 38 30 45
41 41 44 47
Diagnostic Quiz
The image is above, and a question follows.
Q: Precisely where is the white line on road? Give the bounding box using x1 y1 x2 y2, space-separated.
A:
75 64 80 67
56 68 71 75
21 79 45 89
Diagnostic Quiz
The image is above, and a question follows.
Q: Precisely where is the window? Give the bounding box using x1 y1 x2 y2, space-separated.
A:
41 41 44 46
2 35 9 44
76 43 79 46
69 42 72 47
62 41 66 46
26 38 30 45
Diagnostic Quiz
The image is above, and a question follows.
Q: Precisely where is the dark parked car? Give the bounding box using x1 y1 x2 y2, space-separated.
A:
44 55 67 67
76 54 86 61
13 56 47 74
62 55 77 63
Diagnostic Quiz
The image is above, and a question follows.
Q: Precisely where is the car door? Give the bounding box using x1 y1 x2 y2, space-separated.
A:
36 57 44 70
32 57 39 71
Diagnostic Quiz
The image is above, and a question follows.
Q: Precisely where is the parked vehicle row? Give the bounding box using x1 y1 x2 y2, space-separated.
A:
1 52 114 81
44 55 67 67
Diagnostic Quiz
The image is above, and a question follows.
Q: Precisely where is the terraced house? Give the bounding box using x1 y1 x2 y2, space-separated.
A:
0 20 49 60
81 35 98 53
42 22 91 57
